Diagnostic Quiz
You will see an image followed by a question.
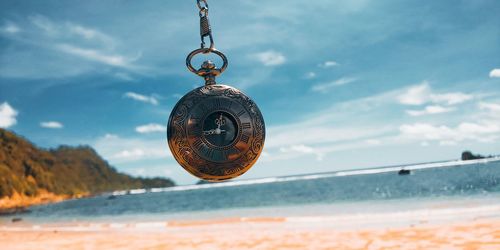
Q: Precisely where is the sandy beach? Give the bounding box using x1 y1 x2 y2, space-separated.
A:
1 218 499 249
2 205 500 250
2 160 500 250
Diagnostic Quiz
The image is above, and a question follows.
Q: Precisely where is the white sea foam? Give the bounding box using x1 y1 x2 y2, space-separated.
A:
129 189 147 194
111 157 500 196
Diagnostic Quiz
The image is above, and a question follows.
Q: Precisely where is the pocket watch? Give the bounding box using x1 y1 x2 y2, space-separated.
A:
167 0 265 182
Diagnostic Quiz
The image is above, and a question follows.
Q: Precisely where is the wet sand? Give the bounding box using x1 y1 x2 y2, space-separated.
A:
1 216 499 250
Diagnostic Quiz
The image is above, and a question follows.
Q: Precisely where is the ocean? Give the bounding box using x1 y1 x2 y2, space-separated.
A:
2 158 500 224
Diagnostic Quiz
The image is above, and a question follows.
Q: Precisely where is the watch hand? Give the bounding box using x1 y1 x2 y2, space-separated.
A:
203 129 215 135
214 128 227 135
203 129 226 135
215 113 222 129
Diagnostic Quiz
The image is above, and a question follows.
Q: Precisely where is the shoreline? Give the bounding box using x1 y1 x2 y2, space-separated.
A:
0 191 79 216
1 194 499 249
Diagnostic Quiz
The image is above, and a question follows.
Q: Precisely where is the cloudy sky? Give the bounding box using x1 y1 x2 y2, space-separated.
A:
1 0 499 184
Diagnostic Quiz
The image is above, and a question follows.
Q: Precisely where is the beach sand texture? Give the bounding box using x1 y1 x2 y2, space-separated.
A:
1 216 499 250
2 159 500 250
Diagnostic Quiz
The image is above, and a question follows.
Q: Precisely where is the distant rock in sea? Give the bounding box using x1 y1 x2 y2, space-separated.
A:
461 151 487 161
398 169 411 175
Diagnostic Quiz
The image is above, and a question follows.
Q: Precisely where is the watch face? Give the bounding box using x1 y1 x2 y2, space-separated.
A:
202 111 238 147
167 84 265 182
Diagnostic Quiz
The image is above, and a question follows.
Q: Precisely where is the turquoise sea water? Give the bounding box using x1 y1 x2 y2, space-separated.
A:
1 158 499 224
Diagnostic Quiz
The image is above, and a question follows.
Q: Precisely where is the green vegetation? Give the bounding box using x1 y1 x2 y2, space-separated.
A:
0 128 175 198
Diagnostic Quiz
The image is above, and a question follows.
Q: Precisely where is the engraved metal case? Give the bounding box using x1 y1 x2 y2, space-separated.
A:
167 84 265 181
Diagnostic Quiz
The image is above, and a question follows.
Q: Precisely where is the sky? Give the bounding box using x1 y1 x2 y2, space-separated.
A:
1 0 499 184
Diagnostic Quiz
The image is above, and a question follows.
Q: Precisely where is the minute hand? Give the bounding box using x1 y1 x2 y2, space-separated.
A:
203 129 226 135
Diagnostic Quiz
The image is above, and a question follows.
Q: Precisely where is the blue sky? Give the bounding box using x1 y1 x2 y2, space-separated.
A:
1 0 499 184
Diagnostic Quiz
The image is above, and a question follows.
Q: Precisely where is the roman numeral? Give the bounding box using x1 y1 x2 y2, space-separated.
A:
240 134 249 144
221 150 228 160
192 126 202 135
193 139 203 150
213 99 221 109
229 147 240 155
189 117 201 127
236 110 245 117
200 104 208 113
204 148 214 158
241 122 251 129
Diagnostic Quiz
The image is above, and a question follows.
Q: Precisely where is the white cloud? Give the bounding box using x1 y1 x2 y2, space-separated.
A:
406 105 455 116
399 122 500 145
305 71 316 79
398 83 430 105
135 123 166 133
365 139 382 145
104 133 119 139
40 121 63 129
66 23 114 45
262 89 398 163
439 140 457 146
93 134 171 164
431 92 473 105
265 86 404 151
311 77 356 93
0 102 18 128
1 22 20 34
267 125 390 150
489 69 500 78
131 165 173 178
29 15 114 46
458 122 500 134
279 144 324 161
479 102 500 112
253 50 286 66
264 82 500 163
399 123 455 141
57 44 136 68
0 15 146 79
398 82 473 106
113 148 145 159
29 15 57 35
123 92 159 105
318 61 338 68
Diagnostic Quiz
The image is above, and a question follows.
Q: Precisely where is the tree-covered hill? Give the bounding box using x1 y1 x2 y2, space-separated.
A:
0 128 175 199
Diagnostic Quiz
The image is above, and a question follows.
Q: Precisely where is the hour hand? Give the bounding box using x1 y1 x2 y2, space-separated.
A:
203 129 226 135
203 129 215 135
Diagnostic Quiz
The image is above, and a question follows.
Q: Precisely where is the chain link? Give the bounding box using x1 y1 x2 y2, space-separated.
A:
186 0 228 82
196 0 208 10
196 0 214 50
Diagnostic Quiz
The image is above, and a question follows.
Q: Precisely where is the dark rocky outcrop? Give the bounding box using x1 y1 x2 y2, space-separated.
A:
461 151 486 161
0 128 175 200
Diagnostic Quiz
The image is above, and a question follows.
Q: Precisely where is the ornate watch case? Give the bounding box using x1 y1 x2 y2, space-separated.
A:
167 50 265 182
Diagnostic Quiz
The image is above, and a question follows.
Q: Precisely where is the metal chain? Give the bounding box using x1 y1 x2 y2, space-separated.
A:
186 0 228 84
197 0 214 50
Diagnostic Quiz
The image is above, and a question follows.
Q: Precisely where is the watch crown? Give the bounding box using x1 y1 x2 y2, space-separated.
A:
201 60 216 70
197 60 220 85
